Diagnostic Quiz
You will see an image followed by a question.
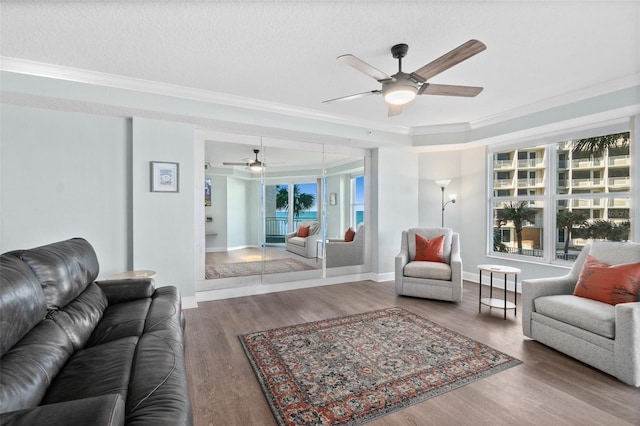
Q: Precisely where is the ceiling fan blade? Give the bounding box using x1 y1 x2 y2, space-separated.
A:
322 90 381 104
419 83 484 97
338 54 393 82
388 104 403 117
222 162 248 166
411 39 486 82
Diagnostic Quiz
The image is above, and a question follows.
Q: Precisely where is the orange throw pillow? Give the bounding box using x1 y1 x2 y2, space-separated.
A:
344 227 356 242
414 234 446 263
297 225 310 238
573 255 640 305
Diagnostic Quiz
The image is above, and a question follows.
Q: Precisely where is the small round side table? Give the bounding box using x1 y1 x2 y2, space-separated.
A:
477 264 521 320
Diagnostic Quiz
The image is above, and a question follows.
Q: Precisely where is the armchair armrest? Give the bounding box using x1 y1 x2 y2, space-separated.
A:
96 279 155 305
614 302 640 386
521 274 575 337
395 252 408 291
0 394 124 426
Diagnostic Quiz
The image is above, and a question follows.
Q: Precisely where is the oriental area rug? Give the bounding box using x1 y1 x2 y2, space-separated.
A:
239 307 521 425
206 258 316 279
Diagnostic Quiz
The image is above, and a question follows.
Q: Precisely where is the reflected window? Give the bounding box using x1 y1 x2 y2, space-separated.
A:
351 175 364 227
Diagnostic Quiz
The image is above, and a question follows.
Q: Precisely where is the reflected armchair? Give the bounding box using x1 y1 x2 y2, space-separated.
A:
285 221 321 258
326 224 365 268
395 227 462 302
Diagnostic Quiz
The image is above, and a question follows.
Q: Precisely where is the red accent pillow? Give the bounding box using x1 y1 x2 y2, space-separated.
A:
297 225 310 238
414 234 446 263
573 255 640 305
344 227 356 242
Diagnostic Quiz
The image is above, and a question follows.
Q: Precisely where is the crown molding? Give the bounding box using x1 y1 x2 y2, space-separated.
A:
469 73 640 130
2 57 637 144
0 56 411 136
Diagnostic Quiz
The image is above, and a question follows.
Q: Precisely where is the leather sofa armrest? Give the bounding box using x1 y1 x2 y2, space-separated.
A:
0 394 125 426
96 279 155 305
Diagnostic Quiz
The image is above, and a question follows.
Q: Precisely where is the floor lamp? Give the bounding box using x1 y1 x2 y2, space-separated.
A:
435 180 457 227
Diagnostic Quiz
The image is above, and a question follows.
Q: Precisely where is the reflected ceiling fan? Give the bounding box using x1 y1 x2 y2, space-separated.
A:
323 39 486 116
223 149 265 171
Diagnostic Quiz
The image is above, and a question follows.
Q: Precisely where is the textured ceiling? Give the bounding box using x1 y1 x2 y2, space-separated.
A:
1 1 639 130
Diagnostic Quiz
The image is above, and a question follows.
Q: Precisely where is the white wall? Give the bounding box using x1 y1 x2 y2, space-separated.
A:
418 151 462 230
205 174 227 251
226 176 252 249
0 105 131 277
372 147 419 276
131 117 196 298
325 174 348 238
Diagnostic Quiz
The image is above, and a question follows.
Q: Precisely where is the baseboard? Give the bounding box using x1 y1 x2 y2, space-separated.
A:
205 247 227 253
196 274 375 303
182 296 198 309
370 272 394 283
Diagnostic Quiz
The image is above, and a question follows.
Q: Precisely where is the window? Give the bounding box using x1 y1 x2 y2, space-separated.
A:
489 131 632 263
351 175 364 227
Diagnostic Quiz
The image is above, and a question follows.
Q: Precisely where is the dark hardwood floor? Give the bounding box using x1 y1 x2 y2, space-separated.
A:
184 281 640 425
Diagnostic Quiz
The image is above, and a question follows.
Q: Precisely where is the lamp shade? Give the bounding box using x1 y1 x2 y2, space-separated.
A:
449 193 458 201
435 179 451 188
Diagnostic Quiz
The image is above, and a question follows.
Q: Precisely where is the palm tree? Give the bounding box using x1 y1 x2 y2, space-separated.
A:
556 210 586 254
497 201 536 254
571 132 629 157
275 185 315 218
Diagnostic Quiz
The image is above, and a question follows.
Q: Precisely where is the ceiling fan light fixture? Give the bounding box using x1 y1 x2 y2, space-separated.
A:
383 84 417 106
249 162 263 172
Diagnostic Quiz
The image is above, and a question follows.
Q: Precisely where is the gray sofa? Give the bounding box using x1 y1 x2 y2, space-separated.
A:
395 227 463 302
285 221 320 258
325 224 365 268
522 241 640 387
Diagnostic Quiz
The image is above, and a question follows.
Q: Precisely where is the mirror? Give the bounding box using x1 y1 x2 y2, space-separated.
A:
324 156 366 270
202 135 367 290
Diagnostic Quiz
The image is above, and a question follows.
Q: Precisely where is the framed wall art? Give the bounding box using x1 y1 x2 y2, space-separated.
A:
150 161 179 192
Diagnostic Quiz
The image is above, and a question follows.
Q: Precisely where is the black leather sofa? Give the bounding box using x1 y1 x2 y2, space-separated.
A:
0 238 193 425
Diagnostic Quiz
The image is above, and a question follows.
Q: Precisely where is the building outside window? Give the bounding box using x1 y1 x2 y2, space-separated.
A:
489 131 631 263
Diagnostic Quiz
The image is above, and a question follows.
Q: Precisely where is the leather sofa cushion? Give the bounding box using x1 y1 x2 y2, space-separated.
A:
47 282 108 351
404 261 452 281
42 336 138 406
0 256 47 354
0 319 74 413
126 332 191 425
0 394 125 426
8 238 99 310
87 298 151 347
534 294 615 338
144 287 183 335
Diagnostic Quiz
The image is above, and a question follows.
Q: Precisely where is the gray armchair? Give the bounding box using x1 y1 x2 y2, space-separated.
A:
522 241 640 387
326 224 364 268
395 227 462 302
285 221 321 258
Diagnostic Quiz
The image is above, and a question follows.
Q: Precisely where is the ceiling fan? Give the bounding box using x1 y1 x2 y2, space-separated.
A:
222 149 265 171
323 39 486 116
